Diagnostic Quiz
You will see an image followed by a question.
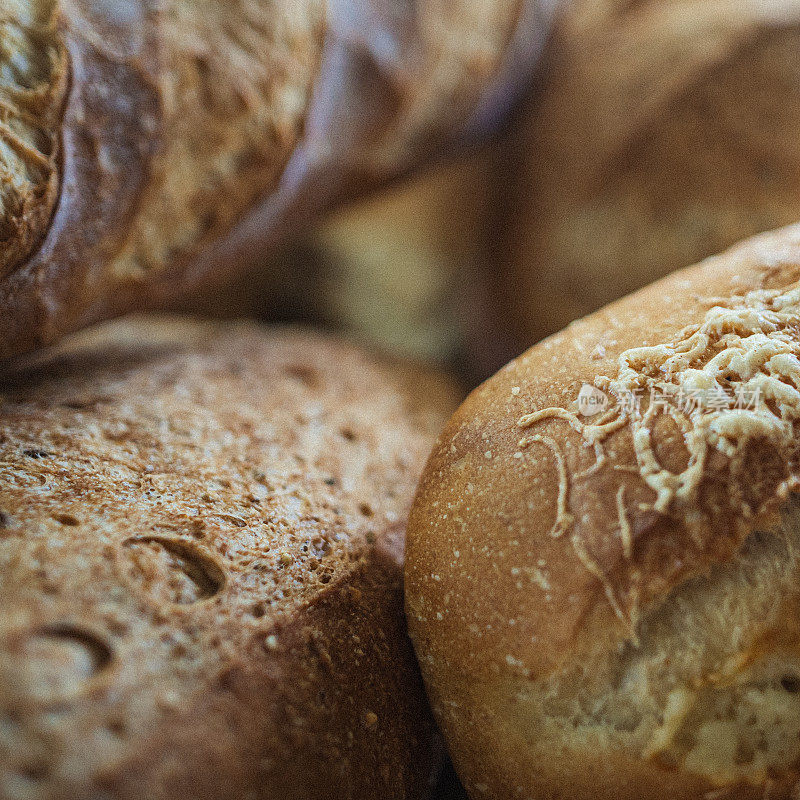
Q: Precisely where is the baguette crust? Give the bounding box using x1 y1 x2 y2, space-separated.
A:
407 225 800 799
0 0 66 279
0 0 551 361
0 318 459 800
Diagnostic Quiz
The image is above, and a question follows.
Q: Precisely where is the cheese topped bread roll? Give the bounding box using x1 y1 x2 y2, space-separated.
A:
408 225 800 800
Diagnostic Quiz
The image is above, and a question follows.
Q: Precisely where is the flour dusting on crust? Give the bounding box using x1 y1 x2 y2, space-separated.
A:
517 280 800 625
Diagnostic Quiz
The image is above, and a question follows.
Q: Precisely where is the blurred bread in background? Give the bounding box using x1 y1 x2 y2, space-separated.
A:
495 0 800 349
255 154 497 372
302 160 483 364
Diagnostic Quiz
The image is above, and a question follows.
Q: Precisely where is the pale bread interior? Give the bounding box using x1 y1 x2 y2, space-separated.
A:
502 495 800 787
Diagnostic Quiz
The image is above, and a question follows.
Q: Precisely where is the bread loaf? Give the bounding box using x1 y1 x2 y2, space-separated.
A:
0 0 554 361
0 317 459 800
407 224 800 799
497 0 800 347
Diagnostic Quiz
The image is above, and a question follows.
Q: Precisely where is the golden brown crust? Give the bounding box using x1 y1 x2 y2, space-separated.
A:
109 0 324 280
499 0 800 347
0 0 66 279
406 224 800 799
0 0 552 361
0 317 459 799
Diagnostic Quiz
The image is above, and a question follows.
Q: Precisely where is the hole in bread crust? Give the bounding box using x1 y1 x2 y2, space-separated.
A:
250 601 267 619
781 675 800 694
283 364 320 389
122 536 225 604
16 625 112 702
22 448 51 459
52 513 79 526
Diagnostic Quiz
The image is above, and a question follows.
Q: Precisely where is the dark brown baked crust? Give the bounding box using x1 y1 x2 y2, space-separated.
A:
0 0 553 362
407 224 800 799
0 317 459 800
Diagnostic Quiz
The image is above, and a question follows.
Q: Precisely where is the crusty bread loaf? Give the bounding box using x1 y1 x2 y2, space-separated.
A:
407 224 800 799
496 0 800 347
0 0 554 362
0 317 460 800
